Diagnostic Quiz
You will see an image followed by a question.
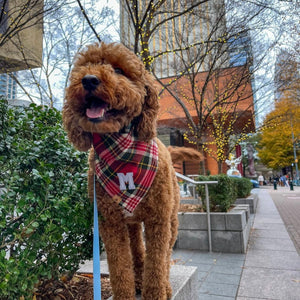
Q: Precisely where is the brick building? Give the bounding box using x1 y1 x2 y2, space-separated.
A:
157 65 255 175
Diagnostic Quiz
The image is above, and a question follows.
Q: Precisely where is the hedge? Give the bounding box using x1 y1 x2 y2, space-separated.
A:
0 99 94 299
196 174 252 212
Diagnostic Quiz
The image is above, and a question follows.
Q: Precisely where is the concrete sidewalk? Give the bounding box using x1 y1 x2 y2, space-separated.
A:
78 187 300 299
237 187 300 300
172 187 300 299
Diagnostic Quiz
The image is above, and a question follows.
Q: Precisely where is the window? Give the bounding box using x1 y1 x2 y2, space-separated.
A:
0 0 8 35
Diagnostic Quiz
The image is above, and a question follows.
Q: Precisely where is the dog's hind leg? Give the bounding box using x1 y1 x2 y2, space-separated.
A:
127 222 145 294
165 175 180 298
165 210 179 298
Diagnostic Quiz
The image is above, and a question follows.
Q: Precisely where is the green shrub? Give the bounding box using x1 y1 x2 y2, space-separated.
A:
230 176 252 198
197 174 236 212
196 174 253 212
0 99 93 299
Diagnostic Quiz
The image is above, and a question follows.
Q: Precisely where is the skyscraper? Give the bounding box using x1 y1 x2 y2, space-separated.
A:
0 73 17 100
120 0 227 78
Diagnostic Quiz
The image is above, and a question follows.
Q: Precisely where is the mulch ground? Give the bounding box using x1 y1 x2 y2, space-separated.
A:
179 203 203 212
35 275 112 300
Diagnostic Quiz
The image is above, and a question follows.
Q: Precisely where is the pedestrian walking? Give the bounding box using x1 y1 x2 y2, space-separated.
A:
280 175 289 187
258 174 264 186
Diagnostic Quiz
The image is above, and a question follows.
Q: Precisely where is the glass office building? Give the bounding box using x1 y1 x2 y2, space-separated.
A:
0 73 17 100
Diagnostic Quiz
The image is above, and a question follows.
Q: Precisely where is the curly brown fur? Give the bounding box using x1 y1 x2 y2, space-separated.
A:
63 42 201 300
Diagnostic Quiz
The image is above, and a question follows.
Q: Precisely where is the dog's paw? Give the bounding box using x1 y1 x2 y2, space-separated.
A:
135 287 142 295
135 279 143 295
166 283 172 299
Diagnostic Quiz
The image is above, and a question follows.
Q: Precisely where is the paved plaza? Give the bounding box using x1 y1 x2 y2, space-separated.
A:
171 186 300 299
79 185 300 299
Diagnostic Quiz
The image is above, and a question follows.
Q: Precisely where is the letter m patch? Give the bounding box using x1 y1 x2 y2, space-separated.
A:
117 172 136 191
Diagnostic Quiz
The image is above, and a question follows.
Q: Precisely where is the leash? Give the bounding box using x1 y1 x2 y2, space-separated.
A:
93 174 101 299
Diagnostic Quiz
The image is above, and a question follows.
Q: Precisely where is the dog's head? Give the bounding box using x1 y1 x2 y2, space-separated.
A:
63 43 159 151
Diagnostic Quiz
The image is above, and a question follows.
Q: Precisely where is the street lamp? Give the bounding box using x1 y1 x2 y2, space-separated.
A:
291 119 299 183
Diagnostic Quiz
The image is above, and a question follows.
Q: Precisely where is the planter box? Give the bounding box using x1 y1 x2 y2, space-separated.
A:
235 193 258 214
79 260 199 300
176 205 251 253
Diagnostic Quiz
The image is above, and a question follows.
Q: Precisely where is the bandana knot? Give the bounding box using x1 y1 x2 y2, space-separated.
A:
93 132 158 213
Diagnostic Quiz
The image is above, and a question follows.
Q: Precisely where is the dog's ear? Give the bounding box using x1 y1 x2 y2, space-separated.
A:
62 102 92 152
135 72 160 142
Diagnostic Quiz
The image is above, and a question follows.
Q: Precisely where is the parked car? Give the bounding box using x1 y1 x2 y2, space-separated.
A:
229 175 259 188
250 179 259 188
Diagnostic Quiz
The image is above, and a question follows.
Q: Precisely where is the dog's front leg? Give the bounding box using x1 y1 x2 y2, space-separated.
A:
142 220 172 300
127 222 145 294
99 213 136 300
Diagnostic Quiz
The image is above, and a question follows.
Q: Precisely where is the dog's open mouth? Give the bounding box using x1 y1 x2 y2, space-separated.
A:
85 95 122 123
85 96 109 122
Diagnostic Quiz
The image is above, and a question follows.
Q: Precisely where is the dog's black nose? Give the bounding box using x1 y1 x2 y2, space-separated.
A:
82 75 100 91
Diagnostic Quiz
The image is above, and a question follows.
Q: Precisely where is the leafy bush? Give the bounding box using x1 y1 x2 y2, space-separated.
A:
197 174 236 212
196 174 252 212
0 99 93 299
230 176 252 198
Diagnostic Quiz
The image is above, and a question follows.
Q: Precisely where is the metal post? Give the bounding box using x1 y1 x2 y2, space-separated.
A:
290 180 294 191
291 119 299 182
205 183 212 252
175 172 217 252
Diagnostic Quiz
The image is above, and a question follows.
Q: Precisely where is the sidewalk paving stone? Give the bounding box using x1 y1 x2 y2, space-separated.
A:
247 236 296 251
244 249 300 270
238 267 300 300
251 228 291 239
198 295 235 300
199 281 239 298
205 272 241 285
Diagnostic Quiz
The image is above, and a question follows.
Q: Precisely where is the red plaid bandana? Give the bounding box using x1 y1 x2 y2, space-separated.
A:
93 132 158 213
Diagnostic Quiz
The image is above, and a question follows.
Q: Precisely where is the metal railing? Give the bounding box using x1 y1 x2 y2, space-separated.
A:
175 172 218 252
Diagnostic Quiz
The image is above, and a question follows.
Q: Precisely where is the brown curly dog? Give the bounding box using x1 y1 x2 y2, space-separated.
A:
63 42 201 300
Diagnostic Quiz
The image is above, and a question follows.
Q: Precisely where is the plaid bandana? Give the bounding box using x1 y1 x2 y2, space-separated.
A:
93 132 158 213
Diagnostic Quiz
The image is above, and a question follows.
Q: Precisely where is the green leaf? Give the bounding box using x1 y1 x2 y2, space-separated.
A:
25 227 34 235
32 222 39 228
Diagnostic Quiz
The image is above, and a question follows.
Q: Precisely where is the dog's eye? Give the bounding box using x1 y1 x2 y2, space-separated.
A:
114 68 124 75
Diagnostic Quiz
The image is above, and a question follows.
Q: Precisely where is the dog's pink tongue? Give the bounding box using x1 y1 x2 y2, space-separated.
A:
86 107 105 119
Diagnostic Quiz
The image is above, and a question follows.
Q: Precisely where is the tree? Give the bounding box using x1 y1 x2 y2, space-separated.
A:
0 0 65 73
118 0 289 174
158 65 255 173
151 0 281 173
120 0 212 70
4 0 294 174
0 0 49 48
258 97 300 170
263 20 300 173
10 0 117 108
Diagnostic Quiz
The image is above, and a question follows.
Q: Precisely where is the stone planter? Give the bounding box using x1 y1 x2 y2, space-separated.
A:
235 193 258 214
176 205 251 253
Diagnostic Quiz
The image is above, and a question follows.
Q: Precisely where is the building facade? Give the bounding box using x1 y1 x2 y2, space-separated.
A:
0 0 43 73
120 0 255 175
120 0 228 78
0 73 17 100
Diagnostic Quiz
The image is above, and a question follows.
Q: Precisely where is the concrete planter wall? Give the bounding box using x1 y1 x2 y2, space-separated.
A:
235 193 258 214
176 205 251 253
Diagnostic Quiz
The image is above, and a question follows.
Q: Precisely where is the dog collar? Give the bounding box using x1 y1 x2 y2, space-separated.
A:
93 132 158 213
